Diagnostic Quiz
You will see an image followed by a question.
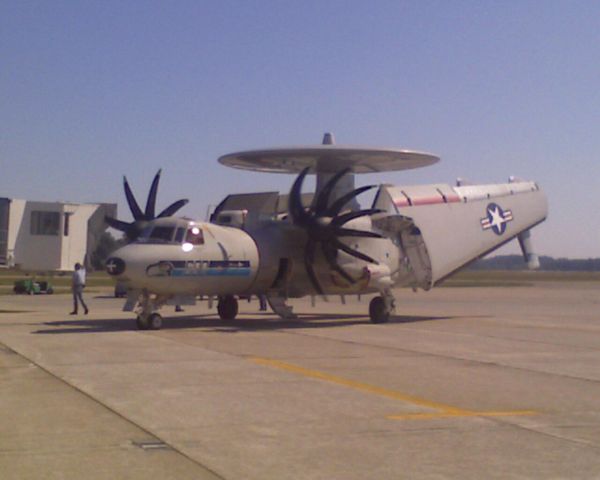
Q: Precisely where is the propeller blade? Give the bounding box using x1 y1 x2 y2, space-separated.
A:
124 226 143 241
123 176 144 220
145 169 162 218
289 167 311 225
314 168 350 215
321 243 356 284
326 185 376 217
304 239 324 294
105 216 131 232
332 208 384 227
335 227 383 239
333 238 379 264
157 198 189 218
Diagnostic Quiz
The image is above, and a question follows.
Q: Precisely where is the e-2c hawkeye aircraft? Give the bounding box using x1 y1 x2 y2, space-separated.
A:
105 133 547 330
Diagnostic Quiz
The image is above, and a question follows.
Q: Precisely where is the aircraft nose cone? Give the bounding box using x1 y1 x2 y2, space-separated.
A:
105 257 126 276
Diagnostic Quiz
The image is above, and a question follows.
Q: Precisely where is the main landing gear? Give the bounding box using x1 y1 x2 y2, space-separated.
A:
368 289 396 324
217 295 238 320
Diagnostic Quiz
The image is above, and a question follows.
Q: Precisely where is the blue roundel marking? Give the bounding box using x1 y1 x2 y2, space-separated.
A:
480 203 513 236
105 257 126 276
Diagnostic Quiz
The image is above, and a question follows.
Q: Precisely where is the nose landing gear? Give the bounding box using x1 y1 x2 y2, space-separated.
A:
135 290 166 330
136 312 163 330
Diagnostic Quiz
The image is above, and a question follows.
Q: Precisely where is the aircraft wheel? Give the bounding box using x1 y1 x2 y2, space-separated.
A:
149 313 163 330
136 315 150 330
218 295 238 320
369 296 390 324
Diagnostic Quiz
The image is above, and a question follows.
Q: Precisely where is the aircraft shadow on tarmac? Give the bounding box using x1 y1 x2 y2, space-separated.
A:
33 312 456 335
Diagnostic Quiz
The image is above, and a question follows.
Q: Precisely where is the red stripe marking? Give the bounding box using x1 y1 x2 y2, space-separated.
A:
394 192 461 207
410 196 446 206
394 199 411 207
445 194 462 203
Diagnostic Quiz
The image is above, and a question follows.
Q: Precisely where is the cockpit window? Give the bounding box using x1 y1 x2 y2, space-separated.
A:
149 226 175 242
138 225 177 244
185 226 204 245
174 227 186 243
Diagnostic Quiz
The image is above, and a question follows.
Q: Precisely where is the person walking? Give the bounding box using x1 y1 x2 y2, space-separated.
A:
70 262 89 315
258 294 268 312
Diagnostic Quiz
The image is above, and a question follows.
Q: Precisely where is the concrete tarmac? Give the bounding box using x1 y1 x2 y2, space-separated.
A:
1 281 600 479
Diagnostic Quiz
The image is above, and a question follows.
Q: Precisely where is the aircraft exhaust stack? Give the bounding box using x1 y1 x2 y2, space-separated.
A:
518 229 540 270
322 132 335 145
508 176 541 270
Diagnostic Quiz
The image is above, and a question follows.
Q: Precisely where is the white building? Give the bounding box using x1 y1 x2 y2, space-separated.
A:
0 198 116 271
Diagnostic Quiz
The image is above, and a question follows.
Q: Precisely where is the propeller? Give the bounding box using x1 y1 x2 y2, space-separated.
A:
105 169 189 241
288 167 383 294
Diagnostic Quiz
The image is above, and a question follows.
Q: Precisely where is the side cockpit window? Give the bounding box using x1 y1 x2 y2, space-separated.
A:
185 226 204 245
174 227 186 243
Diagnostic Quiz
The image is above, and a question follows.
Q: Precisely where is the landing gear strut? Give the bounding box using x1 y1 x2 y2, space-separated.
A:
369 289 395 324
217 295 239 320
135 290 166 330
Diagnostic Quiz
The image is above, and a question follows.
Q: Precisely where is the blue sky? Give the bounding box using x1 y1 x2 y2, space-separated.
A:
2 1 599 258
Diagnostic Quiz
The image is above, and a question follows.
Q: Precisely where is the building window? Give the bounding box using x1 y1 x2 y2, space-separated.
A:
31 211 60 236
63 213 70 236
0 198 9 264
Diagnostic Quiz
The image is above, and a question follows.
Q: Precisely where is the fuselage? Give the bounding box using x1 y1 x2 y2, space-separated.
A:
108 218 260 295
107 216 397 297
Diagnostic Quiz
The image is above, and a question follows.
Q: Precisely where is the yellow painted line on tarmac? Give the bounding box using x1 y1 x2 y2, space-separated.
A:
250 356 466 414
250 357 538 421
388 410 538 421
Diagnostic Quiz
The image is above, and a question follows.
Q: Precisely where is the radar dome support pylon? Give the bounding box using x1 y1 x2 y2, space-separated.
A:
315 132 359 211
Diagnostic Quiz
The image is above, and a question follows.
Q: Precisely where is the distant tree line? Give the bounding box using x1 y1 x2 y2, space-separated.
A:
470 255 600 271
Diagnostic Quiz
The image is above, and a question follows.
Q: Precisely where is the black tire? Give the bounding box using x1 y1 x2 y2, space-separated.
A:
369 296 390 324
136 315 150 330
217 296 238 320
149 313 163 330
46 287 54 295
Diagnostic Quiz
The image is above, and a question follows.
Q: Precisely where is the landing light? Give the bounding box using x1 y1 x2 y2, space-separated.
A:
182 242 193 252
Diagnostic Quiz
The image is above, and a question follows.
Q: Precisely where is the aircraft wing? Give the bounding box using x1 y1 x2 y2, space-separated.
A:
373 180 548 287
